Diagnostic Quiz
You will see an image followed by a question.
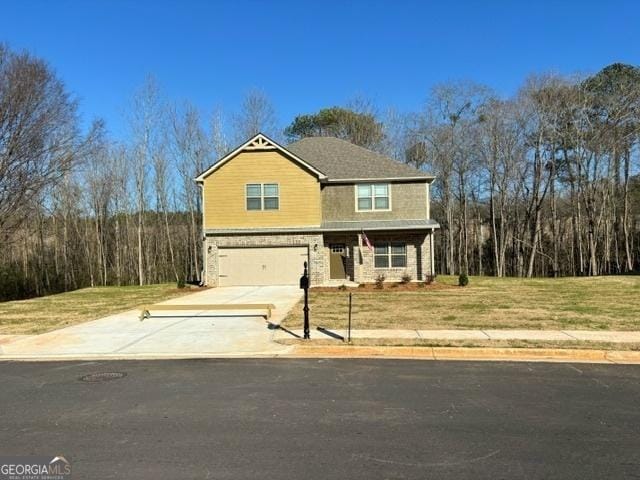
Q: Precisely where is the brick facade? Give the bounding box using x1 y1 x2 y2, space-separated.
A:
324 232 432 283
204 233 324 287
360 232 432 282
204 230 433 286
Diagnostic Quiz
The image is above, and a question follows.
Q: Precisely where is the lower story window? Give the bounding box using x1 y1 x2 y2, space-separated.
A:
374 242 407 268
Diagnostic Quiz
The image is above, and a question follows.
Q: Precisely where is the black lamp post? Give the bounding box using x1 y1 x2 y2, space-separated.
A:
300 261 310 339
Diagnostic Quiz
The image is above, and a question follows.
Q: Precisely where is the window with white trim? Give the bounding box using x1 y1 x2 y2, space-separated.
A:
357 183 390 211
374 242 407 268
246 183 279 210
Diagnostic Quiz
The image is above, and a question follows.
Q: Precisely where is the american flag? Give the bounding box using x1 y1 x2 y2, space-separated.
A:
361 230 373 251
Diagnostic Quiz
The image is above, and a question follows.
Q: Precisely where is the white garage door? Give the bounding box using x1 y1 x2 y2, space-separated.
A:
218 246 308 286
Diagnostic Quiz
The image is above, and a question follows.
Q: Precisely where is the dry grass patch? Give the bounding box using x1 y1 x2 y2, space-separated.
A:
0 284 197 335
283 275 640 331
277 337 640 351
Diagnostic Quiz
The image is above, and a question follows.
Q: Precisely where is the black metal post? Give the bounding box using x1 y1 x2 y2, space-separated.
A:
347 292 352 343
300 261 310 339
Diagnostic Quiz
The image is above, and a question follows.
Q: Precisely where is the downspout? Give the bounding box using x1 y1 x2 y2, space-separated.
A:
426 182 430 219
427 181 435 277
356 232 363 283
198 182 206 286
430 230 435 277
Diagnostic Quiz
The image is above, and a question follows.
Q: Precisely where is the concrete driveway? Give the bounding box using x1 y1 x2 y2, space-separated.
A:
0 286 301 359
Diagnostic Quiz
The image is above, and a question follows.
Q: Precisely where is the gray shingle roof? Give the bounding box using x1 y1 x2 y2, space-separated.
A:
285 137 433 181
321 219 440 231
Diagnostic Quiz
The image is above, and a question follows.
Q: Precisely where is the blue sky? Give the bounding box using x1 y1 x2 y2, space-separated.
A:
1 0 639 138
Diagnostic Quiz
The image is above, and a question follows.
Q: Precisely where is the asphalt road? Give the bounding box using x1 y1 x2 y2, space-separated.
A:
1 359 639 479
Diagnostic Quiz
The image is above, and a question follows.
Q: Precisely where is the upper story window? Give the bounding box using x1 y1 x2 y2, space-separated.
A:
246 183 279 211
356 183 390 211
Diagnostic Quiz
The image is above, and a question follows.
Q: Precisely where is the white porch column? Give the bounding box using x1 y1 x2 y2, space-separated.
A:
354 233 363 283
430 231 435 276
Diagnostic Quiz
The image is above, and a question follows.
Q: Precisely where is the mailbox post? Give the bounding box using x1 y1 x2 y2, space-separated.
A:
300 261 310 339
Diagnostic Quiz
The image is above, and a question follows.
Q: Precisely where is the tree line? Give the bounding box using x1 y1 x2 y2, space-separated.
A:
409 67 640 278
0 43 638 300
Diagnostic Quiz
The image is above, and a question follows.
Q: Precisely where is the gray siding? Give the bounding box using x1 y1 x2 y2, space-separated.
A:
321 182 428 222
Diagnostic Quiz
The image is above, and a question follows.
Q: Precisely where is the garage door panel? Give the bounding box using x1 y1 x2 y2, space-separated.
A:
219 247 308 286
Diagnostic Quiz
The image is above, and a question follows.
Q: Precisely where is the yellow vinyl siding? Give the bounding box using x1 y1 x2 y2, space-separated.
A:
202 150 321 228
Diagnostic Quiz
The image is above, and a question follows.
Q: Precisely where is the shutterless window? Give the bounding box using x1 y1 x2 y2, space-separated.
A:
246 184 262 210
374 242 406 268
263 184 279 210
357 184 389 211
246 183 279 210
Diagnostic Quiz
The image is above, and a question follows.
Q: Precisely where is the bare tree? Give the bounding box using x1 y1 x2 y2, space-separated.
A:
128 75 163 285
233 88 278 141
0 44 90 244
83 122 115 286
416 81 493 274
209 106 230 158
171 102 212 281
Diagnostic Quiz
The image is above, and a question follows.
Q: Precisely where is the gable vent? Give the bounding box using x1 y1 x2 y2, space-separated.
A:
244 134 277 151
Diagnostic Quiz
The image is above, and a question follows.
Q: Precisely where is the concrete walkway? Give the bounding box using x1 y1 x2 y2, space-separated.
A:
0 286 301 359
274 328 640 343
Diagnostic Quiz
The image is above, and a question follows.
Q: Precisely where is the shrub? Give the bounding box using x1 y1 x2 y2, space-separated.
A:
374 274 386 289
400 273 412 284
417 281 426 288
458 273 469 287
177 278 186 289
338 284 347 291
424 275 435 285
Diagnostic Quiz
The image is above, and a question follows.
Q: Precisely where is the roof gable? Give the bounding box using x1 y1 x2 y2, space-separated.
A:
195 133 327 182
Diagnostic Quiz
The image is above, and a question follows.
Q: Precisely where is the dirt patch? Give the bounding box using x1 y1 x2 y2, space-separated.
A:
311 282 458 292
165 286 209 295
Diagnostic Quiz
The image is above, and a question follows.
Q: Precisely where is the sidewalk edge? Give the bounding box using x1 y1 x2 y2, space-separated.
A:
286 345 640 364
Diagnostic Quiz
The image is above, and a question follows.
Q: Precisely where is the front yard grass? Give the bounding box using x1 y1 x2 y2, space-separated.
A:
282 275 640 331
0 284 196 335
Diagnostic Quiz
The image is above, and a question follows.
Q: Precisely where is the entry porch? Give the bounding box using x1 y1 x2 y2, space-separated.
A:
322 230 434 284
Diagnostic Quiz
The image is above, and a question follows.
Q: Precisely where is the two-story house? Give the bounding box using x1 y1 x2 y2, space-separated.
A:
195 133 439 287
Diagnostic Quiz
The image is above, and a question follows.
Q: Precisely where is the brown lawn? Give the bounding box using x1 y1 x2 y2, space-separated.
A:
0 284 196 335
282 275 640 331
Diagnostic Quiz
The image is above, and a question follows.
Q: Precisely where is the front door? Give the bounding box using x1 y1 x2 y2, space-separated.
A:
329 244 347 280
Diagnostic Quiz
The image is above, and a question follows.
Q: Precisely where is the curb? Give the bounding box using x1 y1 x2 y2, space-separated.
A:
286 345 640 364
0 349 294 362
2 347 639 364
